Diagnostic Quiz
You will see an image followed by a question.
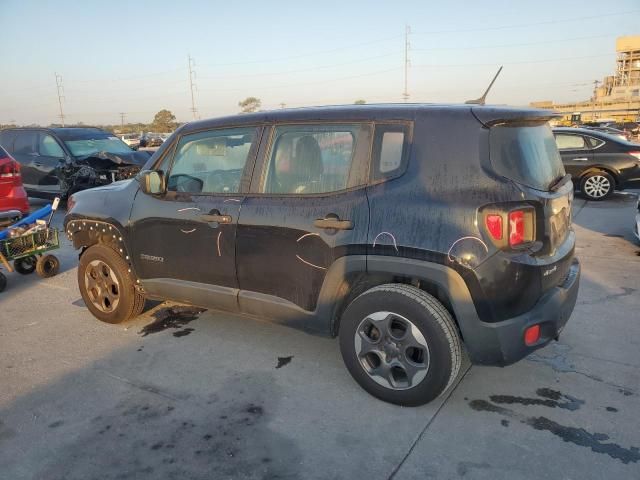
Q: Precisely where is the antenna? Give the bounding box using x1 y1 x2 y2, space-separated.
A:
465 66 503 106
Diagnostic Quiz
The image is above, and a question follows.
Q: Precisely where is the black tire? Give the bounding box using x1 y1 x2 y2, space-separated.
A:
339 284 462 407
14 256 37 275
78 244 145 324
0 272 6 292
36 254 60 278
579 171 615 201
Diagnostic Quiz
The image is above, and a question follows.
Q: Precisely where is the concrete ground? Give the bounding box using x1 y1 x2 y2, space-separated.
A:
0 192 639 480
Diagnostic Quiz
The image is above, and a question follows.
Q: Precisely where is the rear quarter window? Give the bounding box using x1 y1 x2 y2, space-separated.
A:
490 123 565 191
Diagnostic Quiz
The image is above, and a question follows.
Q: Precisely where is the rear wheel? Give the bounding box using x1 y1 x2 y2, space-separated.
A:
339 284 462 406
580 171 614 201
14 256 37 275
0 272 6 292
78 244 145 324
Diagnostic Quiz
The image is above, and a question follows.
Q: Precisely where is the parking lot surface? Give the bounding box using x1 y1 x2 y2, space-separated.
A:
1 193 639 480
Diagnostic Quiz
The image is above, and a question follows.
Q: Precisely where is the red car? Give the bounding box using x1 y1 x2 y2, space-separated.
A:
0 144 29 220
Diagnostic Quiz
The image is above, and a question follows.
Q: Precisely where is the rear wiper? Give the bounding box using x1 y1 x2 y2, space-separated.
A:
549 174 572 192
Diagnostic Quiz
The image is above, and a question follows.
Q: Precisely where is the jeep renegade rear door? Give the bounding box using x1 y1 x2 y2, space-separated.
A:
236 123 371 316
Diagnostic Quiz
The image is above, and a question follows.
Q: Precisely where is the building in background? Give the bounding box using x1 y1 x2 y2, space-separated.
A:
531 36 640 124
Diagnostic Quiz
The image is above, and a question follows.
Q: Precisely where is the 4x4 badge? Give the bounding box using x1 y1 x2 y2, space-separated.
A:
543 265 557 277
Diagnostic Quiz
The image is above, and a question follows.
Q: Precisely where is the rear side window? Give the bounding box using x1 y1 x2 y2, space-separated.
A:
371 123 411 182
490 123 565 191
0 131 17 152
555 134 586 150
263 123 371 195
13 131 38 155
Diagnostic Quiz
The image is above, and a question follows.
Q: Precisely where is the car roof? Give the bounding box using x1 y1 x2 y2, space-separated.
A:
552 127 630 143
180 103 556 134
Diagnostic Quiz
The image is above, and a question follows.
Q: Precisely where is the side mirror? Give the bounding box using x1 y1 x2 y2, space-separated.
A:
139 170 166 195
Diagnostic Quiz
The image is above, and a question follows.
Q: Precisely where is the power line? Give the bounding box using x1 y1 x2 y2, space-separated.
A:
403 25 411 102
54 72 65 127
411 33 615 52
412 10 640 35
188 54 198 120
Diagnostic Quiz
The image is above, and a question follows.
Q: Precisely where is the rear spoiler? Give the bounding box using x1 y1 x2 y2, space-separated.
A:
471 106 560 128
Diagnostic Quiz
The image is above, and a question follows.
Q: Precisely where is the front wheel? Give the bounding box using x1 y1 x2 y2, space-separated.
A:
36 254 60 278
339 284 462 406
580 171 614 201
78 244 145 324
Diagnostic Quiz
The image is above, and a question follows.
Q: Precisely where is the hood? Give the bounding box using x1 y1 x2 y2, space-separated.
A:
76 150 152 167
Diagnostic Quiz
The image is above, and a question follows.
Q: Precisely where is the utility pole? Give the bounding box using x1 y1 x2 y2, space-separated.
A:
55 72 65 126
279 102 286 109
592 80 600 120
402 24 411 103
119 112 126 130
188 55 198 120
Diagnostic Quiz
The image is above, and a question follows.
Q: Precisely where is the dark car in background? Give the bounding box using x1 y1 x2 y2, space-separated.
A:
0 127 152 199
553 127 640 200
65 104 580 406
140 133 164 148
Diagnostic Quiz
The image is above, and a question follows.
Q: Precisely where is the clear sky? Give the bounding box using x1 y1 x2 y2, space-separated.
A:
1 0 639 125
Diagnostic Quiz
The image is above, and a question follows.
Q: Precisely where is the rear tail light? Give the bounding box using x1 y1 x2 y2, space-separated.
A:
0 159 21 178
524 324 541 346
483 207 535 249
485 214 503 240
629 151 640 161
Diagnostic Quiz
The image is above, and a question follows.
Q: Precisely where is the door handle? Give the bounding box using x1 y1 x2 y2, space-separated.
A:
200 209 232 224
314 217 353 230
34 162 43 167
572 157 588 161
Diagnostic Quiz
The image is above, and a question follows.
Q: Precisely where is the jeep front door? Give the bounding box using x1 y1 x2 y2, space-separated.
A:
130 127 261 310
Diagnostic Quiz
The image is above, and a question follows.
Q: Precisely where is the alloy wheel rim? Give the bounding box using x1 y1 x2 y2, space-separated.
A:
584 175 610 199
84 259 120 313
354 311 430 390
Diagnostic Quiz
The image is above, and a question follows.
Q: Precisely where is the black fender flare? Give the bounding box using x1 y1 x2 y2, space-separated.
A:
322 255 499 362
65 218 139 280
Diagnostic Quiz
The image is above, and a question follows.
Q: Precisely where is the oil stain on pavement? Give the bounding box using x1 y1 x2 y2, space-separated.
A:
139 306 206 338
275 356 293 369
469 388 640 464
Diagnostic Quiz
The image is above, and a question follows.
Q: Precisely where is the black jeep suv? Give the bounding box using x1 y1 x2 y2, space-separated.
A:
64 104 580 406
0 127 151 199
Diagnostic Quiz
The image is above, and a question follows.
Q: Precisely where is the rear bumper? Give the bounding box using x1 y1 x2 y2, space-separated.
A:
464 257 580 366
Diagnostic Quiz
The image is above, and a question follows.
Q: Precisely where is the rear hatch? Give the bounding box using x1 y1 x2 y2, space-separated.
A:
475 108 575 290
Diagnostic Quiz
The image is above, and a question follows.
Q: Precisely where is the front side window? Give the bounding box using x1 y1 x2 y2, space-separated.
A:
167 127 257 194
39 134 65 158
555 134 586 150
263 124 367 195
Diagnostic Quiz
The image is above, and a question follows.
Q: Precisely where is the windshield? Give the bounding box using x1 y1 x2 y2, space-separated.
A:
64 134 132 157
490 123 565 191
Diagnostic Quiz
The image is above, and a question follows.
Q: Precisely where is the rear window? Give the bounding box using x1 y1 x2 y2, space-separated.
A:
490 123 565 191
